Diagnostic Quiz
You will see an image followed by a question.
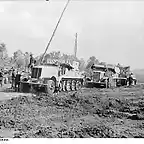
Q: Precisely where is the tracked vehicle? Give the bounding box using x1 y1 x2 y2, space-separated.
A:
20 61 84 94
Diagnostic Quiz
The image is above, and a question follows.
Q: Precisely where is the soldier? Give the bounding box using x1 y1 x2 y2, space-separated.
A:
28 54 35 71
11 69 16 89
15 71 21 92
0 69 3 87
128 73 133 86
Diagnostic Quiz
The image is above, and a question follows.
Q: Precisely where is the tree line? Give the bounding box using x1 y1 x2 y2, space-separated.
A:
0 42 108 73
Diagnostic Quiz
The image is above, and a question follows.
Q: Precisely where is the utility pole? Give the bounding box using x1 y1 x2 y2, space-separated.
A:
74 33 77 58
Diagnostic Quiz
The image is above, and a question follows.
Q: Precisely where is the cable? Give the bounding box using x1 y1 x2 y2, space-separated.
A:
40 0 71 64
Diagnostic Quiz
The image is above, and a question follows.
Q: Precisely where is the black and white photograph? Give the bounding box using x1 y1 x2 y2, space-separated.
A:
0 0 144 140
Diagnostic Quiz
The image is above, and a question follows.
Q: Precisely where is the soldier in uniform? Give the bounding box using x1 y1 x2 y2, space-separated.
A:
28 54 35 72
11 69 16 89
0 69 3 87
128 73 133 86
15 71 21 92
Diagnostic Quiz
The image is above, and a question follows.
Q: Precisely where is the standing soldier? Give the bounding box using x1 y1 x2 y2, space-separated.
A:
128 73 133 86
11 69 16 89
15 71 21 92
0 69 3 87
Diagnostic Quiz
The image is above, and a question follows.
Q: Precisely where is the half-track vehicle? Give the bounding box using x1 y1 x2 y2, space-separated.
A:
20 62 84 94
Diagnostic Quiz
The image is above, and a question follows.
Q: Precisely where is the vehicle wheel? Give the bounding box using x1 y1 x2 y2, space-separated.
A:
46 80 55 94
71 80 76 91
66 80 71 91
59 81 63 92
63 80 67 92
75 81 81 91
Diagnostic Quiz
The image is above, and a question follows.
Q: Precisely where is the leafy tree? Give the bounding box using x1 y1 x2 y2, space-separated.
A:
13 50 23 59
24 52 30 71
0 43 6 53
37 51 61 64
79 58 85 71
99 62 106 65
87 56 98 63
86 56 99 68
0 43 8 60
12 50 25 69
0 42 10 69
61 53 69 63
16 56 25 69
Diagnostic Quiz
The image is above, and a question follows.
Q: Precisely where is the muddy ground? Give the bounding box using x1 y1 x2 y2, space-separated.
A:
0 84 144 138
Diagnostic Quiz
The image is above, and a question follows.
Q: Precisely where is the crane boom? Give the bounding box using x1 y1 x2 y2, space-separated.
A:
40 0 71 64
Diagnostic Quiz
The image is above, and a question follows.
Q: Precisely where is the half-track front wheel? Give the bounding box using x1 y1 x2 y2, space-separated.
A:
46 80 55 94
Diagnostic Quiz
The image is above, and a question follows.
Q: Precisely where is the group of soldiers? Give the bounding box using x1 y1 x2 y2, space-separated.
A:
0 53 36 92
11 69 22 92
0 68 22 92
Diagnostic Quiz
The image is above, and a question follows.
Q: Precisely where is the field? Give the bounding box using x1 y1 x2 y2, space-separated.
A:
0 84 144 138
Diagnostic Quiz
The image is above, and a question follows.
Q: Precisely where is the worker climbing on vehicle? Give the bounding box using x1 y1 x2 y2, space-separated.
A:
0 69 3 87
28 53 35 72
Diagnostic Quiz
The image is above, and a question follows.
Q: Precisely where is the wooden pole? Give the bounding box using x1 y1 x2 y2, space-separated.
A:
74 33 77 58
40 0 71 64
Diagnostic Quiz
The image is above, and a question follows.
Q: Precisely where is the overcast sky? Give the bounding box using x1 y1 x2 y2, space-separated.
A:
0 0 144 69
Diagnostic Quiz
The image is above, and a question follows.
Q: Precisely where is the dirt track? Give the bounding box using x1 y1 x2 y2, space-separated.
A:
0 84 144 138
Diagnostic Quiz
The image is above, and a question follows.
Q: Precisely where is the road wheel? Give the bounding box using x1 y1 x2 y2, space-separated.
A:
66 80 71 91
46 80 55 94
59 81 63 92
71 80 76 91
76 81 81 91
63 80 67 92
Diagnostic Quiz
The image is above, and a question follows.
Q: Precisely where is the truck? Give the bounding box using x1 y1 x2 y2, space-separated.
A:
85 64 117 88
85 63 136 88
